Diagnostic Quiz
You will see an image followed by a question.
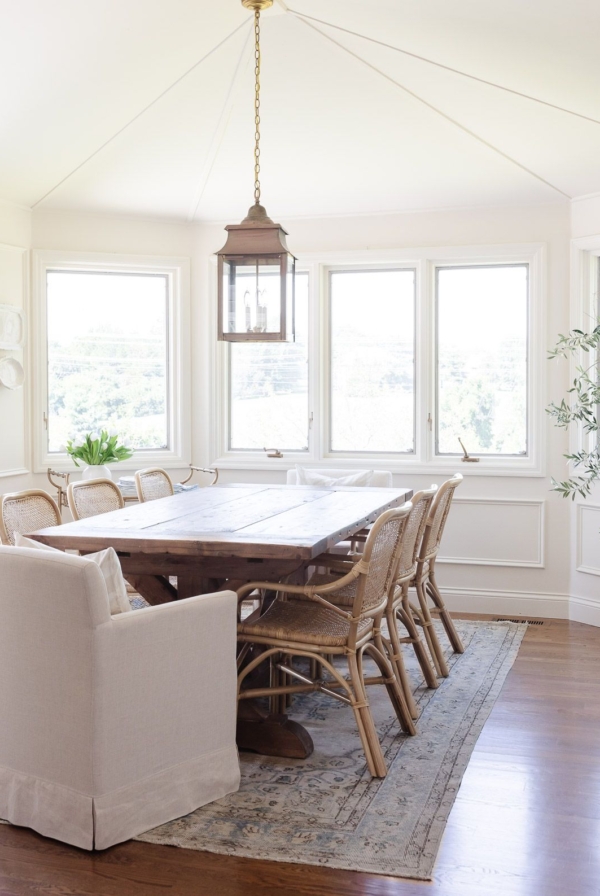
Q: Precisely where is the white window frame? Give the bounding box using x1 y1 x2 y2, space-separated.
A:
323 262 418 460
211 243 545 477
431 250 540 471
33 250 191 473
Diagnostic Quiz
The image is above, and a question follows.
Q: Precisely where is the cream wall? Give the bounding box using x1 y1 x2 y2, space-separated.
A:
196 202 573 620
3 200 588 621
0 200 31 495
27 210 198 493
571 194 600 239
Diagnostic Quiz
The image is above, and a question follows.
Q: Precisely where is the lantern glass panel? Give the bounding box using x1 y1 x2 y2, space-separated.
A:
223 256 283 336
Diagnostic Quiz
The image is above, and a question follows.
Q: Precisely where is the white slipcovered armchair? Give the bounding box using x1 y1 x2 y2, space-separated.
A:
0 545 240 850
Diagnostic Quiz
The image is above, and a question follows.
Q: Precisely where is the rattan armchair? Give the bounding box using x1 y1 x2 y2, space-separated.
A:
236 503 416 779
308 489 438 720
134 466 220 503
0 489 62 545
134 467 174 503
384 488 439 717
67 478 124 521
410 474 464 678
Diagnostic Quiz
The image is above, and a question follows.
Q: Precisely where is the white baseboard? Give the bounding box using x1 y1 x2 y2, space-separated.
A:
569 595 600 627
441 586 570 620
429 587 600 628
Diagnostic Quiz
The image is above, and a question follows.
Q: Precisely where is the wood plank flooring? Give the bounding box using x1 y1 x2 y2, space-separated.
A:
1 615 600 896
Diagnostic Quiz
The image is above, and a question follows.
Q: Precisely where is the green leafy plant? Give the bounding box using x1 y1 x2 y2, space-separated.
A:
547 324 600 499
65 428 133 467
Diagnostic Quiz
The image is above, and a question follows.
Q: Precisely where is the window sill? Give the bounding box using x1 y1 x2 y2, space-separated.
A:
211 453 545 478
37 450 190 475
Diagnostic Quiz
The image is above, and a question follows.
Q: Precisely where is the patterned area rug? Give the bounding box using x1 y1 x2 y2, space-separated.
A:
136 619 527 880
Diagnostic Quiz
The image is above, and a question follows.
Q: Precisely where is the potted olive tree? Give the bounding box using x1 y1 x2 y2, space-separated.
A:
547 324 600 499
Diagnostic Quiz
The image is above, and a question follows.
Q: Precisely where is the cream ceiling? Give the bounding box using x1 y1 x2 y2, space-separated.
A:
2 0 599 220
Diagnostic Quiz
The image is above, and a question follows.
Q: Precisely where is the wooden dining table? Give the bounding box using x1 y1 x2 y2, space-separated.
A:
31 482 412 758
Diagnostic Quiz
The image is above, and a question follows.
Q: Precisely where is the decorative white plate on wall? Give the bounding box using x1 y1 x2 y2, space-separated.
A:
0 304 26 350
0 357 24 389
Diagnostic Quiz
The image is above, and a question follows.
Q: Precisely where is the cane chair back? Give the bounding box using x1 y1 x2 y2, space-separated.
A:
67 478 124 521
394 488 437 585
419 474 463 563
0 490 62 545
239 503 413 629
134 467 174 503
348 503 413 620
307 499 417 608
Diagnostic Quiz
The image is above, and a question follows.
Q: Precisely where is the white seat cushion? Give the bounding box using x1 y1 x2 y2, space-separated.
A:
14 534 131 615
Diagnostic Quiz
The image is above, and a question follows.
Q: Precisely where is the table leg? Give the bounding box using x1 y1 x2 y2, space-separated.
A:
236 567 314 759
122 557 315 758
177 573 220 599
126 574 177 605
237 699 314 759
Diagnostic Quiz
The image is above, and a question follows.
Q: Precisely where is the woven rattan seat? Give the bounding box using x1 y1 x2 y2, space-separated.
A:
236 503 417 779
67 478 124 521
134 468 174 503
0 490 62 545
239 599 373 647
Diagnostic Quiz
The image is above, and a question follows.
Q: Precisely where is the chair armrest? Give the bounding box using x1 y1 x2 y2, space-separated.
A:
236 576 361 620
312 552 361 571
93 591 238 794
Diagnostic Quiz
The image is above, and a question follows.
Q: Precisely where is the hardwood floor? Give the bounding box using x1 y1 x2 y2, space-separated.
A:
1 615 600 896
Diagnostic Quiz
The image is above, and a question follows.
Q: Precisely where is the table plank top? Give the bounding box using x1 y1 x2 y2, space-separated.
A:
31 483 413 561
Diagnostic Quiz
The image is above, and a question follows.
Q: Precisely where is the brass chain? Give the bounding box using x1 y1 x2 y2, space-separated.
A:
253 9 261 205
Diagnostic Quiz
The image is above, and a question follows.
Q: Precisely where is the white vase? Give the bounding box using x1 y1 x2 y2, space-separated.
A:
81 464 112 481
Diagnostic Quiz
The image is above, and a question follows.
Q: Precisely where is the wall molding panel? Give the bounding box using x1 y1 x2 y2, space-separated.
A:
0 243 28 479
0 466 29 480
576 503 600 577
437 497 545 568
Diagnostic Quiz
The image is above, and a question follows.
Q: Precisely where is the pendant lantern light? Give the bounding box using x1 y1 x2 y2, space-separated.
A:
216 0 296 341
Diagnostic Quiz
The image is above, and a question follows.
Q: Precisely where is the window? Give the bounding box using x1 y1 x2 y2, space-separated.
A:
435 264 528 456
34 252 190 471
228 272 309 451
216 245 542 474
46 271 169 453
329 269 415 453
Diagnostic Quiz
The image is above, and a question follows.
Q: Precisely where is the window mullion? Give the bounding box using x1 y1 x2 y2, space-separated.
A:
416 258 432 464
308 261 321 461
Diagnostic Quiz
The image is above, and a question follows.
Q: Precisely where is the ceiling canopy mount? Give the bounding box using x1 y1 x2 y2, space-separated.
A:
241 0 273 10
